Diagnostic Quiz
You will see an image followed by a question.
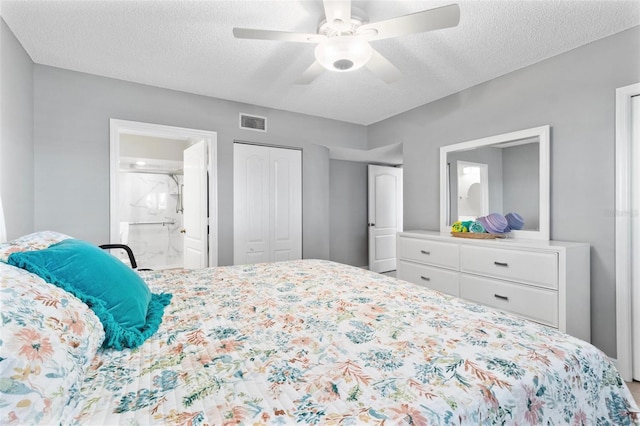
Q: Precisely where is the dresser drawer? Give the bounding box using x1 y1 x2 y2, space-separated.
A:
460 274 558 327
460 245 558 289
398 260 459 296
398 237 459 269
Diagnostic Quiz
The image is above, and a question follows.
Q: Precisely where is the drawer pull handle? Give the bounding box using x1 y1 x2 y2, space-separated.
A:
494 294 509 301
420 276 431 282
420 250 431 255
494 261 508 267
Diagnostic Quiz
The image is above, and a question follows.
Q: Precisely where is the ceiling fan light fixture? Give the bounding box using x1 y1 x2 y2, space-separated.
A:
314 36 372 72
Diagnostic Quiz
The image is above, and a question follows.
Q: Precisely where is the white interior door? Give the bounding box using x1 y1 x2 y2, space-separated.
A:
270 148 302 262
368 165 403 273
183 139 208 269
234 143 301 265
632 94 640 380
234 144 270 264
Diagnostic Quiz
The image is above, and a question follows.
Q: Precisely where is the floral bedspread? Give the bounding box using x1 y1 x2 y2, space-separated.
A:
62 260 638 425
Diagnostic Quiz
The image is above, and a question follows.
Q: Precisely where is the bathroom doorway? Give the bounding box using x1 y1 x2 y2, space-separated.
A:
110 119 218 269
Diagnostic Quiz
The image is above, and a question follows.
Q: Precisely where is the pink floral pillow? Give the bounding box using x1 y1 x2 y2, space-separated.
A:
0 262 104 424
0 231 71 263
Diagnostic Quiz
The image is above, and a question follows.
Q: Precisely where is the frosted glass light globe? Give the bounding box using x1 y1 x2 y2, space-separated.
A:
315 36 373 72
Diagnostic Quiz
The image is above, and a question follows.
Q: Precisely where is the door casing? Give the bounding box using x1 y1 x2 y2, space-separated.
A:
615 82 640 381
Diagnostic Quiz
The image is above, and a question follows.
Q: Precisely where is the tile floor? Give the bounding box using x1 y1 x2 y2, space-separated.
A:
627 381 640 405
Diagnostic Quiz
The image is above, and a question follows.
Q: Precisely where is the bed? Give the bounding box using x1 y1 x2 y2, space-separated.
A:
1 232 638 425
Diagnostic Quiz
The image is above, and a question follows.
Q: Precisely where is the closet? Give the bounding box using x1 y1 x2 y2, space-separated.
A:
233 143 302 265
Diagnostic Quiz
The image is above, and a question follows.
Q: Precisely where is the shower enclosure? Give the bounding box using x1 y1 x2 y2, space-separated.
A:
118 158 184 270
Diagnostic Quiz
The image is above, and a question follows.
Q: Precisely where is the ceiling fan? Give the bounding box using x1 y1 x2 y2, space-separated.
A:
233 1 460 84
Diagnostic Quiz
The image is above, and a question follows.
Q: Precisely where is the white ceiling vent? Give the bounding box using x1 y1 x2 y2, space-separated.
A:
240 113 267 132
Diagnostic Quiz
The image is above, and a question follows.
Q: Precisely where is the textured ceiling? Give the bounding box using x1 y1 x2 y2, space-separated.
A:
2 0 639 125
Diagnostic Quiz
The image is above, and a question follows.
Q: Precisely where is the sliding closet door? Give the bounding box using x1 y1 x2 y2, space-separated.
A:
234 143 301 265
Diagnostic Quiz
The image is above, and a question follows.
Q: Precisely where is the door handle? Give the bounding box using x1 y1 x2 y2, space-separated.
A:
368 223 376 227
494 261 508 267
180 229 186 234
494 294 509 301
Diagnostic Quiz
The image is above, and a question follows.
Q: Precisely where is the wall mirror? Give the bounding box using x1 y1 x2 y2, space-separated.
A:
440 125 550 240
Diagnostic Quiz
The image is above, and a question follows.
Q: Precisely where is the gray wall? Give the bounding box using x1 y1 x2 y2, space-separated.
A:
32 66 367 266
1 19 34 239
330 159 368 267
367 26 640 357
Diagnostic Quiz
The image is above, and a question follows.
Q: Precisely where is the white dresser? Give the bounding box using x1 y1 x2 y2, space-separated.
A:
397 230 590 342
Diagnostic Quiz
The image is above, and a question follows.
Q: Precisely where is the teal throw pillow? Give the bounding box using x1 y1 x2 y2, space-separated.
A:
8 239 172 350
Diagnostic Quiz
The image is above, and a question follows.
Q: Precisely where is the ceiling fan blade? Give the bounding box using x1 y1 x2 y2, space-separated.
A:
295 61 325 85
357 4 460 41
323 0 352 27
365 49 402 83
233 28 325 43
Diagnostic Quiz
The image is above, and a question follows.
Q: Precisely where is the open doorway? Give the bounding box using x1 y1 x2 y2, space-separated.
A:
110 119 218 269
456 161 489 221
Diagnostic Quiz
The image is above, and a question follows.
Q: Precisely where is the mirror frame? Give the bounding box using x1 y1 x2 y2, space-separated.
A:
439 125 550 240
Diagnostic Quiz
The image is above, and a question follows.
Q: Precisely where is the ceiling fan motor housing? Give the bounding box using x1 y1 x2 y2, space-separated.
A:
315 35 372 72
